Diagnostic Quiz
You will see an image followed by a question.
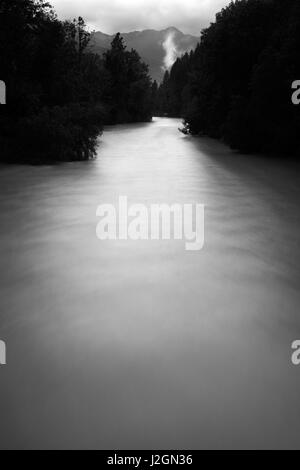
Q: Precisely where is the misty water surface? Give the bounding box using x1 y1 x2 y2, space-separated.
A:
0 118 300 449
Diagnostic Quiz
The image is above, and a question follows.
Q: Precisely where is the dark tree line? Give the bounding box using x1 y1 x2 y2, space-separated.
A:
156 0 300 155
0 0 153 163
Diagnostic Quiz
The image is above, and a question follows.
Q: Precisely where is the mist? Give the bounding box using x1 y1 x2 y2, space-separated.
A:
162 32 178 70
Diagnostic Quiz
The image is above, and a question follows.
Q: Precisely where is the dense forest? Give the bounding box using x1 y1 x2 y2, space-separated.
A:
1 0 299 163
0 0 153 163
156 0 300 155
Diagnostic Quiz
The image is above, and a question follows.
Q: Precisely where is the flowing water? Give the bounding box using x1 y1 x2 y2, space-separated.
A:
0 118 300 449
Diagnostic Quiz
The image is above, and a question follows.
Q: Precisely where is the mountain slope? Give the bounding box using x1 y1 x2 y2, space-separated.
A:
90 27 199 82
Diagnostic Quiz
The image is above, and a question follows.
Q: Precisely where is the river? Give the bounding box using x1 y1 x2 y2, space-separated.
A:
0 117 300 449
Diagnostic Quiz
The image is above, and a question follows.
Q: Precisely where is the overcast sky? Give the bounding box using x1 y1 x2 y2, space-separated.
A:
50 0 231 36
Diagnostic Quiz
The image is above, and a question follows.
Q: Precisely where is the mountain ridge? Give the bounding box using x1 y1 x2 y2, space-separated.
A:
90 28 199 82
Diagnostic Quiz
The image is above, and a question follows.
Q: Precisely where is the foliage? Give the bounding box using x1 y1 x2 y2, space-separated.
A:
158 0 300 155
0 1 153 163
103 34 153 124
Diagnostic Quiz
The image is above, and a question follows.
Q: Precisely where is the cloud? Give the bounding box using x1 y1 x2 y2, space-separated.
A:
50 0 231 35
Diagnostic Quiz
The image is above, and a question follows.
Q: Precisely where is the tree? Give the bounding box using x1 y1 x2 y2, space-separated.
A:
0 0 105 162
0 3 155 163
104 33 153 124
160 0 300 156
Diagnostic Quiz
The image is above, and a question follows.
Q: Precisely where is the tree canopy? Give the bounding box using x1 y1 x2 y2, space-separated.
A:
156 0 300 155
0 0 153 163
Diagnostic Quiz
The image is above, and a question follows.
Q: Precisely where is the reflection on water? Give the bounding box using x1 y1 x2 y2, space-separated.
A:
0 118 300 449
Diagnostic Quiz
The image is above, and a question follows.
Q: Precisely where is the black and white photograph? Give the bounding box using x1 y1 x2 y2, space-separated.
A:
0 0 300 452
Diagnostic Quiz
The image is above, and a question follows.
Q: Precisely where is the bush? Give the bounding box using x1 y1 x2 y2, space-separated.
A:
1 104 105 164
